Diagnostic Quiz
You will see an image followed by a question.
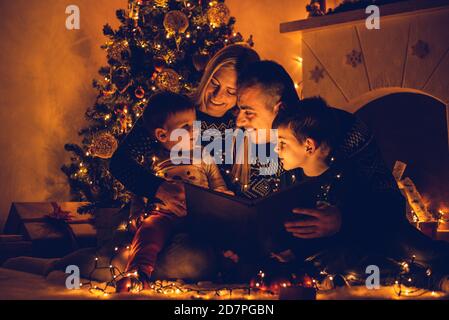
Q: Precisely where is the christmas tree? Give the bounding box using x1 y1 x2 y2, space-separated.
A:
62 0 250 212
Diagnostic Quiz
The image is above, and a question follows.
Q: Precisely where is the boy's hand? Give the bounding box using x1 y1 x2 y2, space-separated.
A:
285 203 342 239
155 181 186 217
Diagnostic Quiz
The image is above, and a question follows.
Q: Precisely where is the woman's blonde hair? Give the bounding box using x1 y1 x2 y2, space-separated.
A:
192 43 260 113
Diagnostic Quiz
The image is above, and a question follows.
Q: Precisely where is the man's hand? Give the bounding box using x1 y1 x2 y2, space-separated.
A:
284 203 342 239
155 181 186 217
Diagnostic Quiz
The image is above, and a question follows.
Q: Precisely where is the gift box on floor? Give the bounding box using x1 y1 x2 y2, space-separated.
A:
3 202 99 258
0 235 32 264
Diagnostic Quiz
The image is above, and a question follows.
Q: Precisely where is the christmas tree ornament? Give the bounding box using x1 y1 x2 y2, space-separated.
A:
107 40 130 60
115 107 134 133
112 66 133 93
134 86 145 99
102 83 117 96
207 2 230 28
155 68 181 92
89 132 119 159
128 1 140 20
163 10 189 34
306 0 325 17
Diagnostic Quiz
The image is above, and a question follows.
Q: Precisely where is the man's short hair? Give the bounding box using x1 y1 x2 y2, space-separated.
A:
273 97 341 151
142 91 194 136
237 60 299 109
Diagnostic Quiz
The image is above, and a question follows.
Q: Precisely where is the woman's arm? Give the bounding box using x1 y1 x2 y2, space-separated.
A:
109 117 164 199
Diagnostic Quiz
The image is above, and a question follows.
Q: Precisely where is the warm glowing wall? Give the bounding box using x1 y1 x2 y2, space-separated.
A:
0 0 125 229
0 0 312 230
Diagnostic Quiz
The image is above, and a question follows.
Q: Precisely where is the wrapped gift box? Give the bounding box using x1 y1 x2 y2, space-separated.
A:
3 202 99 258
0 235 32 264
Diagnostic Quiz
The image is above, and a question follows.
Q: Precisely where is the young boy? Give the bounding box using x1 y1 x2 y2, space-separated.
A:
117 92 230 292
272 97 449 291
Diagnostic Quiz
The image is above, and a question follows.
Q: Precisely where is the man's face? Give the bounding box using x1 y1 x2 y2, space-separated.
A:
275 126 308 171
236 86 278 144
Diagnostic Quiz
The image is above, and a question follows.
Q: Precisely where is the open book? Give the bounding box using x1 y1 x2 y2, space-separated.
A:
185 181 318 253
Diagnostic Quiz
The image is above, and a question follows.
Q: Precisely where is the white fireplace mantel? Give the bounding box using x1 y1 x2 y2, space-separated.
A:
280 0 449 145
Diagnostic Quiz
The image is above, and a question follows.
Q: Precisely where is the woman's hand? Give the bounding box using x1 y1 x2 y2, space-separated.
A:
285 203 342 239
155 181 186 217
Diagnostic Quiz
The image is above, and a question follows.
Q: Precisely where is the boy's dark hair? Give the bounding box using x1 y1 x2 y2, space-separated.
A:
237 60 299 110
142 91 194 137
273 97 341 151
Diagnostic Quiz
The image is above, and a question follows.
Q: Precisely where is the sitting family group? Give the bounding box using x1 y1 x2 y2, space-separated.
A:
106 44 449 293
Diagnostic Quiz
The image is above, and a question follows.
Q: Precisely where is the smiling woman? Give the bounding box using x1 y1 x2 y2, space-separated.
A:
193 44 259 118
